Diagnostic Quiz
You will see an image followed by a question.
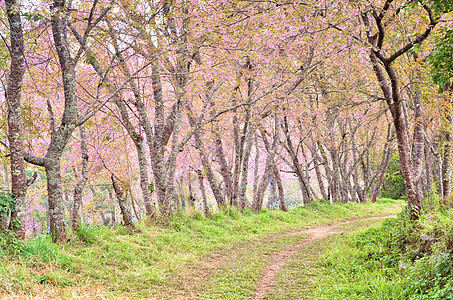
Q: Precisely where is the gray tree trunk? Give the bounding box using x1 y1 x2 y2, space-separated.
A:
5 0 28 239
442 114 452 197
111 175 134 228
71 125 89 231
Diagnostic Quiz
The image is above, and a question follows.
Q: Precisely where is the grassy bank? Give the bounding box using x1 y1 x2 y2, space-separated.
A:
316 196 453 299
1 199 403 299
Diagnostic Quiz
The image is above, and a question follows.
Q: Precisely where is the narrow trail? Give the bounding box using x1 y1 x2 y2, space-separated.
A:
253 215 396 300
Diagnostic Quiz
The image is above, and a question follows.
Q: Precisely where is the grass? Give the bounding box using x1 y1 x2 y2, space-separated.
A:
198 231 309 299
313 219 409 299
0 199 403 299
313 195 453 300
264 218 391 300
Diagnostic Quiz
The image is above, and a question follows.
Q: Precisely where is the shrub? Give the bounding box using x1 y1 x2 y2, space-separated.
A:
0 189 22 253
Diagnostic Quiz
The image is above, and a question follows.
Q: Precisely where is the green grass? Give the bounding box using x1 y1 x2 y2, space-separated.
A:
0 199 403 298
198 231 309 299
265 218 391 300
313 196 453 300
315 220 407 300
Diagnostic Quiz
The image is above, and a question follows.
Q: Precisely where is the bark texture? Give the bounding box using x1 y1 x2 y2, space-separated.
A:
363 5 437 219
5 0 28 238
111 175 134 228
71 125 89 231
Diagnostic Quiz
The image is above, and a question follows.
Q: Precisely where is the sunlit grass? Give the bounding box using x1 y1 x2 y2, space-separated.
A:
0 199 403 298
315 196 453 299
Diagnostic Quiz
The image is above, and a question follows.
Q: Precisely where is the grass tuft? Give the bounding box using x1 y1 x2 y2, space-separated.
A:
21 235 72 269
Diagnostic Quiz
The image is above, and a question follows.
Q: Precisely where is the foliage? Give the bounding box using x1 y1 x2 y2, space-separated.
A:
430 28 453 91
74 223 102 245
0 189 21 253
0 188 15 220
430 0 453 91
382 154 406 200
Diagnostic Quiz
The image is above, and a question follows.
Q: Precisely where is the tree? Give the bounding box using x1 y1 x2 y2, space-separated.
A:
71 125 89 231
24 0 111 241
361 0 438 219
430 0 453 198
4 0 36 238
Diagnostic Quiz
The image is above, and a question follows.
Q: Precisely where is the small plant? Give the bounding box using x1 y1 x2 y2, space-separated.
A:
0 188 15 221
36 271 75 287
0 188 22 253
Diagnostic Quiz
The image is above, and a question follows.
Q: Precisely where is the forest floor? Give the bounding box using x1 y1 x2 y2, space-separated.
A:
1 200 403 299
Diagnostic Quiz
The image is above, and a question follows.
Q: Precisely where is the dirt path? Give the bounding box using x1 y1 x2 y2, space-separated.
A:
253 215 396 300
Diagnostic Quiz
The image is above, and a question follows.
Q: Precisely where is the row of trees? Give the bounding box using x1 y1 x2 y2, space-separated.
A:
0 0 451 241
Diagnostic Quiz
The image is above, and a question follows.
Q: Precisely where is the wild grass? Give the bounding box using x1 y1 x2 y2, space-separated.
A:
0 199 403 298
315 195 453 300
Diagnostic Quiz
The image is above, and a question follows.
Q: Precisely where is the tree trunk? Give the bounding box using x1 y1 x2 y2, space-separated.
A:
136 142 154 216
239 127 255 209
5 0 28 239
370 142 392 202
274 166 287 212
197 170 210 217
253 134 260 200
46 160 67 241
71 125 89 232
442 114 452 197
253 164 271 211
111 175 134 228
312 150 327 200
214 135 234 204
266 177 277 209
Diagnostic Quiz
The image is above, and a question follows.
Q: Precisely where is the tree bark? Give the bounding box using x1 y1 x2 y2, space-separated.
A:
311 143 328 200
252 134 260 201
239 127 255 209
442 114 452 197
370 142 392 202
111 175 134 228
266 177 277 209
273 164 287 212
197 170 210 217
71 125 89 232
5 0 28 239
253 130 278 211
253 163 271 211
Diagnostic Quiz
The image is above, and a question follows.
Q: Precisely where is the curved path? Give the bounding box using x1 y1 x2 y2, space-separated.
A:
253 215 396 300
